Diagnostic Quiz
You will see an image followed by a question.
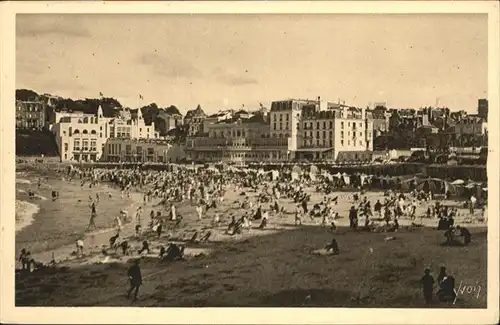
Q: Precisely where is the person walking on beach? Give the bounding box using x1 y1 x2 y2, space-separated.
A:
127 259 142 301
87 202 97 231
115 215 123 234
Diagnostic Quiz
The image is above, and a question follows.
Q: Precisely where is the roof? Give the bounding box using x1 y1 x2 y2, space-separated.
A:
215 114 266 125
185 106 206 119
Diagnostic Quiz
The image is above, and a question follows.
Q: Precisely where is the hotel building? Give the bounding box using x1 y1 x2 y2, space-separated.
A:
51 105 157 162
185 97 374 164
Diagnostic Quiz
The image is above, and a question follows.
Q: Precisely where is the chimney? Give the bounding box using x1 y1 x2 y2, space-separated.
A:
361 106 366 120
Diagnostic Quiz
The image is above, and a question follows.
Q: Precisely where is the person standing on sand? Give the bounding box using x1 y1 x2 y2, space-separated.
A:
171 204 177 221
87 202 97 231
196 203 203 220
115 215 123 233
420 268 435 305
127 259 142 301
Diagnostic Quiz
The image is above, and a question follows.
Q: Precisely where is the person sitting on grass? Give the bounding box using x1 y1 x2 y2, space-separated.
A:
324 237 339 255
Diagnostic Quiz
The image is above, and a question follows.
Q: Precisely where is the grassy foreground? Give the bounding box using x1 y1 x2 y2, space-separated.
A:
16 226 487 308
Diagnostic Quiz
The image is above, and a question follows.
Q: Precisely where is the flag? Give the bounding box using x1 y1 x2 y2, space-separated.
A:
139 94 143 100
99 92 103 97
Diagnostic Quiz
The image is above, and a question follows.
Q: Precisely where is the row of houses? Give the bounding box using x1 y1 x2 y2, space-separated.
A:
15 95 489 164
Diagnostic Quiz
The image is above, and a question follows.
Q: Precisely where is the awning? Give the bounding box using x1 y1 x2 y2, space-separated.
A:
295 147 334 152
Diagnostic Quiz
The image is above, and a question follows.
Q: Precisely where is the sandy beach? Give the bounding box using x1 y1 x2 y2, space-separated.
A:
14 168 488 308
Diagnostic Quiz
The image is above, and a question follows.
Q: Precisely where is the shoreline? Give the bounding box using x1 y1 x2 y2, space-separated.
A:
15 199 40 233
15 172 144 262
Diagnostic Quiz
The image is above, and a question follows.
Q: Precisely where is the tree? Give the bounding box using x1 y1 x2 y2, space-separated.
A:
16 89 39 101
139 103 160 125
164 105 181 115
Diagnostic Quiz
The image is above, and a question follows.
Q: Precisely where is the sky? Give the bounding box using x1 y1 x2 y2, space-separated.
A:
16 14 487 114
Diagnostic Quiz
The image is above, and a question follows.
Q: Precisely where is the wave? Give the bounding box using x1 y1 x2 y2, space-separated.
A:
34 194 48 201
16 178 32 184
16 200 40 232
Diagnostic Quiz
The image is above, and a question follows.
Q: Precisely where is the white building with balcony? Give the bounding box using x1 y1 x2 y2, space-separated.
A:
52 105 157 162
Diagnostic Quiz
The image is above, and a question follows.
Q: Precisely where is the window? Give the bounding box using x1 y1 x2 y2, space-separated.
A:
91 130 97 135
317 122 320 129
90 140 97 152
330 131 333 138
82 140 89 151
273 123 276 130
360 132 363 136
63 131 66 136
329 139 333 146
359 140 363 146
341 122 344 129
348 122 351 127
360 122 363 127
341 131 344 138
83 129 88 134
286 114 289 121
64 143 68 152
74 139 80 150
323 122 326 129
316 131 319 138
341 140 344 146
348 140 351 146
329 121 333 129
323 131 326 138
64 154 67 160
353 131 356 136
